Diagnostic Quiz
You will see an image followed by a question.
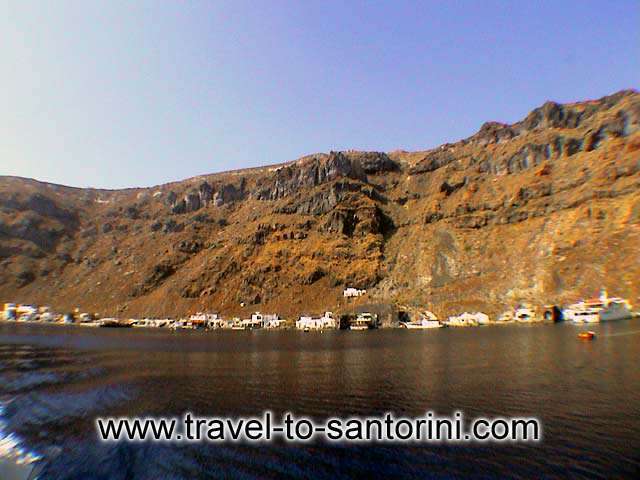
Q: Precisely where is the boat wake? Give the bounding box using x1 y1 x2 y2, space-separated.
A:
601 329 640 337
0 401 42 468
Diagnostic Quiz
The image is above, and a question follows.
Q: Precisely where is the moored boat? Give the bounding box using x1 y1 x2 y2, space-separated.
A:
79 321 101 327
600 299 633 321
99 319 132 328
564 306 600 323
402 319 443 329
350 323 369 331
565 290 633 324
402 310 443 329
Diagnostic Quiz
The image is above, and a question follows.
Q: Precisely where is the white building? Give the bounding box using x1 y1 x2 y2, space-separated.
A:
351 312 378 330
189 312 224 329
296 312 337 331
262 314 285 329
264 318 287 329
16 304 38 321
343 287 367 298
238 312 267 330
445 312 489 327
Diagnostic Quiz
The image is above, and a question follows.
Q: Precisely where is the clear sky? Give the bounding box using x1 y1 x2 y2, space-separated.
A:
1 1 638 189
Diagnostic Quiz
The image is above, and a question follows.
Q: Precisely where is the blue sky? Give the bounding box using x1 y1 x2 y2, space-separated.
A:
1 0 638 189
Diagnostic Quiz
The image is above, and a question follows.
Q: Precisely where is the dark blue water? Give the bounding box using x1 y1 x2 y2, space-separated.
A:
1 322 639 479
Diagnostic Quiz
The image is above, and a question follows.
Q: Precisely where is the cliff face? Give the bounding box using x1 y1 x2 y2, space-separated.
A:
1 90 639 319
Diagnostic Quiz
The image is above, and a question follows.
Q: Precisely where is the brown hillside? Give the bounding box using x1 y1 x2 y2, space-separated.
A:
1 90 639 320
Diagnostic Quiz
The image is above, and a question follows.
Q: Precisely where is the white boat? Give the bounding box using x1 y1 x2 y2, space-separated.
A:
564 305 600 324
402 320 443 329
79 321 101 328
402 310 442 329
581 309 601 323
99 319 132 328
565 290 632 324
350 323 369 331
600 299 633 321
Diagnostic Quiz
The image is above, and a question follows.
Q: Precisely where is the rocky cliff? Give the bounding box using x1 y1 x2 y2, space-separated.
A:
1 90 639 319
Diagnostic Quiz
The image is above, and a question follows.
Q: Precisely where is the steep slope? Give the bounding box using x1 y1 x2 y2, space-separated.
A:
1 90 639 320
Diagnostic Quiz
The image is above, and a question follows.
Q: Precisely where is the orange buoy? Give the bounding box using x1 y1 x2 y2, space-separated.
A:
578 331 596 340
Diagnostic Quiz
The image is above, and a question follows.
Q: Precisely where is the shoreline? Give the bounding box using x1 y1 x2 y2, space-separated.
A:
0 317 631 332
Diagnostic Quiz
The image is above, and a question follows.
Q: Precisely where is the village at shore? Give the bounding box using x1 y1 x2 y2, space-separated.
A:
1 287 637 332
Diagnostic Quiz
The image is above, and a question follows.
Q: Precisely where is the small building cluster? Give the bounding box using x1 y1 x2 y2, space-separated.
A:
1 288 635 333
3 303 81 324
170 312 286 331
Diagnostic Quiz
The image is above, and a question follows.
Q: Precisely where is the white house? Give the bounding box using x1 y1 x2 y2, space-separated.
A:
445 312 489 327
343 287 367 298
296 312 337 331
